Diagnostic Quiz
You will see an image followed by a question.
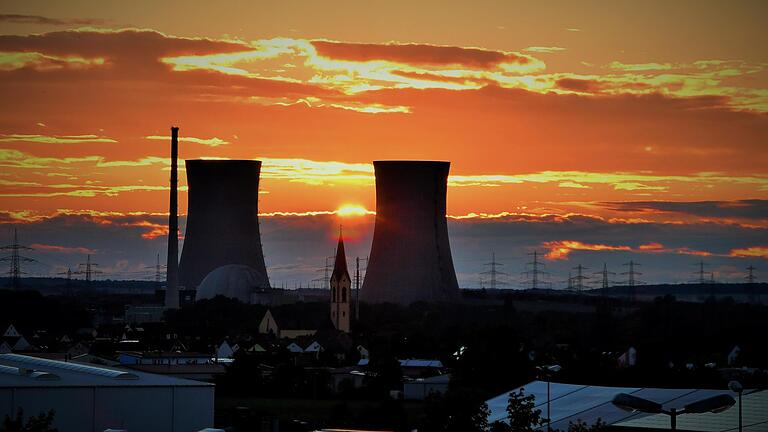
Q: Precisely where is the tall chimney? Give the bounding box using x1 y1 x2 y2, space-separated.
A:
165 127 180 309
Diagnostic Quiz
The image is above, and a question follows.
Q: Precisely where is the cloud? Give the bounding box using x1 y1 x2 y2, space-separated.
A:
144 135 229 147
0 134 116 144
543 240 631 260
523 46 566 54
29 243 96 254
729 246 768 259
311 40 537 69
4 209 766 284
0 28 251 72
555 77 605 93
601 200 768 221
608 61 674 71
0 14 108 26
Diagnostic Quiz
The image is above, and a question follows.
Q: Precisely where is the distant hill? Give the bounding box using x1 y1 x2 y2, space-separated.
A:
591 282 767 303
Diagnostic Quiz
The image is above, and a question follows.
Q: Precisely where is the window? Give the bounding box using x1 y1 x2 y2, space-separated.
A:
342 287 347 302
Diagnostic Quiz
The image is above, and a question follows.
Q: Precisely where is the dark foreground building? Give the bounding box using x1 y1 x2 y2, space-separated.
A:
361 161 460 304
178 160 270 293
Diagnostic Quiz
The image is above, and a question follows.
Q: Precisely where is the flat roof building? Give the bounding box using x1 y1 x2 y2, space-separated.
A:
486 380 765 431
0 353 214 432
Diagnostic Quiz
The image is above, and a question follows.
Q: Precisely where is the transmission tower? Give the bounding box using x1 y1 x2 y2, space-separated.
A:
692 260 709 284
746 265 758 304
57 267 74 296
746 265 756 284
355 256 368 320
318 254 335 290
76 254 101 283
566 272 573 290
482 252 508 290
522 250 549 289
572 264 589 293
593 263 615 289
621 261 642 302
0 228 36 289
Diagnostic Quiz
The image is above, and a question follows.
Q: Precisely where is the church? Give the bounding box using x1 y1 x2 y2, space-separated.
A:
329 229 351 333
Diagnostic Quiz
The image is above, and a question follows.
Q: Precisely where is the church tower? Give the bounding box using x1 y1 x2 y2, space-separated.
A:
330 228 351 333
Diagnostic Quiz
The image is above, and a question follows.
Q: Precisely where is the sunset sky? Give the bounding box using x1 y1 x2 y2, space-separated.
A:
0 0 766 287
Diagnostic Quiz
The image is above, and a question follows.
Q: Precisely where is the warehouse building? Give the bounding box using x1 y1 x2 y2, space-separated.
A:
0 353 214 432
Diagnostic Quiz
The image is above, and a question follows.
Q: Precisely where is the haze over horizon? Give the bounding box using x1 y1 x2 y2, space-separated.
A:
0 0 766 286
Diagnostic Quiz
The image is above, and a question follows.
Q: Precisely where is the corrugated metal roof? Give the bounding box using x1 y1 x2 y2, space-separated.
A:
616 389 768 432
486 380 760 431
0 353 212 388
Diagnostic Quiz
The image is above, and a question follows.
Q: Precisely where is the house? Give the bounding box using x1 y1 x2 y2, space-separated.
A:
118 351 212 366
286 342 304 353
357 345 370 360
357 358 445 378
3 325 20 338
329 367 367 393
216 341 238 359
617 346 637 368
305 341 324 353
404 374 451 400
257 307 332 339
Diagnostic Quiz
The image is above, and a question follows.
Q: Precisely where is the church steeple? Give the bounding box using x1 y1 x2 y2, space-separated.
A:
330 225 351 333
331 225 349 283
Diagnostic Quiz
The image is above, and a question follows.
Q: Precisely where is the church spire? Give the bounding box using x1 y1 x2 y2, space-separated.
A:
331 225 349 281
329 225 351 333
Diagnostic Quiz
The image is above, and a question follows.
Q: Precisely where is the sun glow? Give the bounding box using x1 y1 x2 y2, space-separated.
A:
335 204 372 217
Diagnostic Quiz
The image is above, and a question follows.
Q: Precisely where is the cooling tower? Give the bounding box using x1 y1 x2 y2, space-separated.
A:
361 161 460 304
178 160 270 291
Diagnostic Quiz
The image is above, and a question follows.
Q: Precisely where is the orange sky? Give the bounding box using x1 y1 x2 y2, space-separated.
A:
0 1 766 282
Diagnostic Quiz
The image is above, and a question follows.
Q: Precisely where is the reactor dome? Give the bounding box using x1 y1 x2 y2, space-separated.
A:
196 264 268 303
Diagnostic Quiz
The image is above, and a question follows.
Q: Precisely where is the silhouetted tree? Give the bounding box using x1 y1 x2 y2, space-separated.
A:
567 418 608 432
1 409 57 432
490 388 542 432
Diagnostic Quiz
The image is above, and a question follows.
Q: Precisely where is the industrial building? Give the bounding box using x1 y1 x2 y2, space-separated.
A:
362 161 460 304
178 159 271 301
487 380 766 431
0 353 214 432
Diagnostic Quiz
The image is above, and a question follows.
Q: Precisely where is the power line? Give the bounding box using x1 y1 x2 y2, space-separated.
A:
593 263 616 289
621 260 642 302
355 256 368 321
0 228 37 289
572 264 589 293
692 260 709 284
746 265 757 284
56 267 74 296
318 254 335 290
745 265 758 305
522 250 549 289
482 252 508 290
75 254 102 283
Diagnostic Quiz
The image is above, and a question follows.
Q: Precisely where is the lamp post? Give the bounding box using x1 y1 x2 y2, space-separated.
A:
537 364 562 431
612 393 736 431
729 381 743 432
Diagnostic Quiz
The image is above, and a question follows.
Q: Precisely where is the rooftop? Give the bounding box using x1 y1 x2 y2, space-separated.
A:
487 380 765 431
0 353 211 388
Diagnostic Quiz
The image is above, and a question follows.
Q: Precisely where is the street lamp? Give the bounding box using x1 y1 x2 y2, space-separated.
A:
537 364 562 431
612 392 736 431
728 380 744 432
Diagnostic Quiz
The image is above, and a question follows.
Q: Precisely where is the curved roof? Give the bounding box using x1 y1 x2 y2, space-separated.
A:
197 264 267 303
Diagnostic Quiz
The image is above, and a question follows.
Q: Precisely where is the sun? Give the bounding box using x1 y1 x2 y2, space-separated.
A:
336 204 371 217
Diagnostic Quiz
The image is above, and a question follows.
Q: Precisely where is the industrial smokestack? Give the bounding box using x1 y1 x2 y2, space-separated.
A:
178 160 270 294
164 127 180 309
361 161 460 304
